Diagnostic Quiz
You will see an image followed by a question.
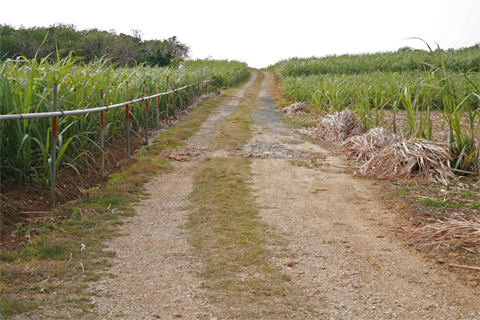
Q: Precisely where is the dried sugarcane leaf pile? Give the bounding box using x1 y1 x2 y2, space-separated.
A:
335 127 404 162
199 91 220 100
280 102 308 116
358 139 457 184
298 109 364 142
407 215 480 248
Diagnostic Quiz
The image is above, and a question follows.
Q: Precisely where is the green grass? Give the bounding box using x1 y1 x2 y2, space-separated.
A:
0 88 229 318
187 72 317 318
0 56 249 188
214 72 264 150
188 156 305 317
421 198 463 207
273 43 480 173
273 45 480 76
0 296 37 317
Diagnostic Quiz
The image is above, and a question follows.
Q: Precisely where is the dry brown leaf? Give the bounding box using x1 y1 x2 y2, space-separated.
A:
280 102 309 116
357 138 456 184
407 216 480 248
297 110 364 142
335 127 403 162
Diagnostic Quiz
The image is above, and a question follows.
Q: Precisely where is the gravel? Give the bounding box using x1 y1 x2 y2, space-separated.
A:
237 141 315 159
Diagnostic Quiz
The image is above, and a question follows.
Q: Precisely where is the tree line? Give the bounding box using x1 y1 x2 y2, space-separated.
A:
0 24 190 67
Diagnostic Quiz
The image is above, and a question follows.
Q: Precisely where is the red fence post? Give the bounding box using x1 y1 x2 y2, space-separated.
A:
192 75 195 103
173 80 176 121
51 83 58 206
100 90 105 178
186 75 189 107
125 81 130 159
166 76 169 125
157 83 160 130
180 77 183 111
197 74 200 100
144 84 149 145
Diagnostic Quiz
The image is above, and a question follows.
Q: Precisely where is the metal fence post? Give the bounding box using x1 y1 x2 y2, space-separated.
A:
100 90 105 178
180 77 183 111
186 75 189 107
192 75 195 103
51 83 58 206
211 73 214 93
157 83 160 130
166 76 169 125
144 84 149 145
125 81 130 159
173 80 176 121
197 74 200 100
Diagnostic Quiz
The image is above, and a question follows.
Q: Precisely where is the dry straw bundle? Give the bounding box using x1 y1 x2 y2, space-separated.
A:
280 102 308 116
408 216 480 249
307 109 364 142
335 127 404 162
358 139 456 184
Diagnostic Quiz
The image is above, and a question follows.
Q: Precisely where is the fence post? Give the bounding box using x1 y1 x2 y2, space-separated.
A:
157 83 160 130
192 75 195 103
166 76 169 125
144 84 149 145
173 80 176 121
197 74 200 100
100 90 105 178
211 73 214 93
125 81 130 159
51 83 58 206
180 77 183 111
186 75 189 108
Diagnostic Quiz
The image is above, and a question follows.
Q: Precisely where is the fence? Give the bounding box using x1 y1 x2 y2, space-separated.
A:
0 68 248 205
227 68 247 87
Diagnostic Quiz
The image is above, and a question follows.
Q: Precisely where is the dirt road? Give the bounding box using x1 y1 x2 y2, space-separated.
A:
93 72 480 319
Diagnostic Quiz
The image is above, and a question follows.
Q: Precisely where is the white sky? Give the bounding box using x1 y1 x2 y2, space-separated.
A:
2 0 479 69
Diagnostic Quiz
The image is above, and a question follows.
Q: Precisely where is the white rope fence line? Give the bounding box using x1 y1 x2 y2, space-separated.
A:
0 80 208 120
0 67 248 206
227 67 247 75
226 67 248 87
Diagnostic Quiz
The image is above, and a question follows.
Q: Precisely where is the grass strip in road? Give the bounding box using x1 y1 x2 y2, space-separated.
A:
188 72 317 318
214 72 265 150
189 157 309 318
0 96 227 319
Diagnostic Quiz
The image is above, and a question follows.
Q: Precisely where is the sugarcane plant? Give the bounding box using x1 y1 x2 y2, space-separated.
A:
0 55 249 189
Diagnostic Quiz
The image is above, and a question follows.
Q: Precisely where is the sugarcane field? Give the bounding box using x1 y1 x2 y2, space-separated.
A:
2 21 480 319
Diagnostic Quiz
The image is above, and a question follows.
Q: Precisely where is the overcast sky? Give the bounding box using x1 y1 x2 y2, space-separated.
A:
2 0 479 68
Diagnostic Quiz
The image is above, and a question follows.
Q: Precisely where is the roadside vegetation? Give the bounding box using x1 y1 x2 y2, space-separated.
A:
271 42 480 261
0 56 248 190
272 41 480 175
0 82 245 318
